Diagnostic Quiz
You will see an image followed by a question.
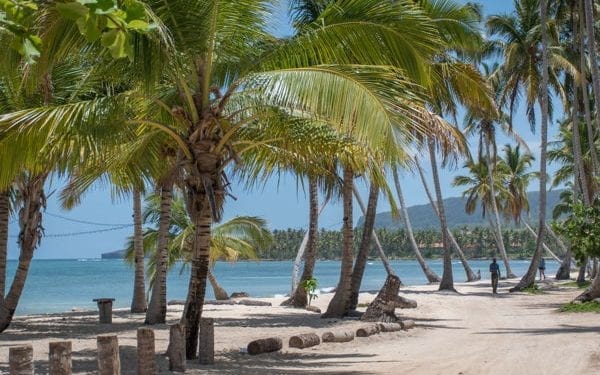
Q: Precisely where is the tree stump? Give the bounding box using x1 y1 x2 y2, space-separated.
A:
378 323 402 332
97 335 120 375
400 320 416 330
321 330 355 343
289 333 320 349
356 324 380 337
247 338 282 355
93 298 115 324
49 341 72 375
167 323 186 372
9 345 33 375
137 328 156 375
198 318 214 365
361 274 402 322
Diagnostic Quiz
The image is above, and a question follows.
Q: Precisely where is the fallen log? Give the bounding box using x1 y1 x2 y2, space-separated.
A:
305 306 321 314
321 331 354 343
378 323 402 332
289 333 320 349
247 338 282 355
356 324 380 337
400 320 416 330
238 300 272 307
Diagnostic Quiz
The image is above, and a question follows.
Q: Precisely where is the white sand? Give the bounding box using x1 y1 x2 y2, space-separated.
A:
0 278 598 374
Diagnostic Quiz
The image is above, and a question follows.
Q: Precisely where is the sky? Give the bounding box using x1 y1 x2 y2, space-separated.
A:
6 0 564 259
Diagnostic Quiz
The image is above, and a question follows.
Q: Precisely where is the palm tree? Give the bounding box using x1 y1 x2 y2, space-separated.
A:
501 144 538 224
487 0 561 291
581 0 600 134
392 167 440 283
130 188 147 313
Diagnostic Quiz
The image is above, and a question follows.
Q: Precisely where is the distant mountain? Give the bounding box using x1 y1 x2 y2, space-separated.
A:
101 249 126 259
359 190 563 230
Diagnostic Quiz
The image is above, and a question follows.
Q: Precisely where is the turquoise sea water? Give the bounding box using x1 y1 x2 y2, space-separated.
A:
5 258 559 315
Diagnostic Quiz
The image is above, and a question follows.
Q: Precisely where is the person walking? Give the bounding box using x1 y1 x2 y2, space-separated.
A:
538 257 546 280
489 258 501 294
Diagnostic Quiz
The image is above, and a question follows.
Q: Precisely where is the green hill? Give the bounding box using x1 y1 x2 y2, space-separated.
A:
360 190 563 230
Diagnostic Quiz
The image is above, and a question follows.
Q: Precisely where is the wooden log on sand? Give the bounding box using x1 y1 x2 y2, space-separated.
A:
356 324 380 337
137 328 156 375
395 296 417 309
247 338 283 355
9 345 33 375
49 341 72 375
378 323 402 332
305 305 321 313
97 335 120 375
321 330 355 343
400 320 416 330
167 323 186 372
289 333 320 349
237 300 272 307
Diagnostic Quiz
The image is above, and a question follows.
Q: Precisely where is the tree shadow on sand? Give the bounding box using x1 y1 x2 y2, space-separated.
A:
216 312 359 329
475 324 600 336
187 350 383 375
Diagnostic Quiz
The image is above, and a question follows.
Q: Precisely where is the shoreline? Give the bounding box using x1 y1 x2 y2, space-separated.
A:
1 278 598 374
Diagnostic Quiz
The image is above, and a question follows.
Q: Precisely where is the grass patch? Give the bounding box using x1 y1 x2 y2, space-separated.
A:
560 301 600 313
523 284 544 294
561 280 591 289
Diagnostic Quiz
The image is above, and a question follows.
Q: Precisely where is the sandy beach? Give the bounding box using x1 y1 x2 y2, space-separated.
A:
0 278 598 374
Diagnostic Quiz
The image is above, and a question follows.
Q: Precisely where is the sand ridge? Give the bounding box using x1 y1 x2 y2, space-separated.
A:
0 279 598 374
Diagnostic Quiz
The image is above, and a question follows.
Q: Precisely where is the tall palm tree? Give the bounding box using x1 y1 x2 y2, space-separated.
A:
0 189 10 300
487 0 562 291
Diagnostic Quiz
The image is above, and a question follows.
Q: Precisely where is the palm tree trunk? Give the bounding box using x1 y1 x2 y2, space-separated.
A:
207 268 229 300
145 182 173 324
0 174 46 333
352 186 396 277
522 222 560 263
323 166 355 317
349 182 379 310
0 190 9 300
392 167 440 283
182 190 212 359
485 138 516 278
576 262 600 301
582 0 600 141
544 223 569 256
511 1 549 291
283 177 320 308
427 140 455 291
417 156 475 283
131 189 147 313
290 230 309 293
577 1 600 177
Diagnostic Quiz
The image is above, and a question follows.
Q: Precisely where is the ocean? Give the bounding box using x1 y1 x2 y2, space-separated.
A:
4 258 559 315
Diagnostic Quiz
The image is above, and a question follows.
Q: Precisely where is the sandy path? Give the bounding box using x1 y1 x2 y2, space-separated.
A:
0 279 598 374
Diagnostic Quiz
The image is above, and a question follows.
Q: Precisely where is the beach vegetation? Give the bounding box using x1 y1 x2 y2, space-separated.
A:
559 301 600 313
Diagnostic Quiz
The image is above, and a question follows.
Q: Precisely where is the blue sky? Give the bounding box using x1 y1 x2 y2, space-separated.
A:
6 0 562 259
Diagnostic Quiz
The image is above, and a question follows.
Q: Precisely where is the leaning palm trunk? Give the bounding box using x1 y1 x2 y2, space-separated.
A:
511 1 550 291
392 168 440 282
207 268 229 300
131 189 147 313
0 190 9 300
522 222 560 262
352 186 396 277
417 157 476 283
323 167 355 318
0 174 46 333
575 264 600 301
427 140 455 291
349 182 379 311
145 182 173 324
283 177 321 308
485 139 516 278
